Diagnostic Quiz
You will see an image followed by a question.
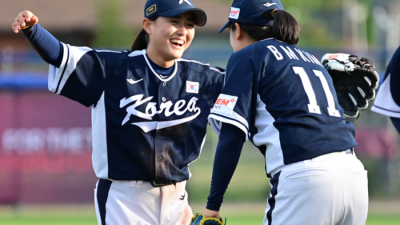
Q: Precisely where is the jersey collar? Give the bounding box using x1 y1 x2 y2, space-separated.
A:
142 49 178 82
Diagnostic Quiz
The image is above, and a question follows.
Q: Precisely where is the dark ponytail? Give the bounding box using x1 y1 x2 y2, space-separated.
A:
230 10 300 45
131 16 159 51
270 10 300 45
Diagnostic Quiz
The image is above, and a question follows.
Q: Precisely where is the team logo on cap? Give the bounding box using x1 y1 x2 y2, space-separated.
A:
147 4 157 16
229 7 240 19
179 0 192 6
264 3 277 7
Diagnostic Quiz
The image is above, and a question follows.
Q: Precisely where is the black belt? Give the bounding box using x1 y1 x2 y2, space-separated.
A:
150 181 177 187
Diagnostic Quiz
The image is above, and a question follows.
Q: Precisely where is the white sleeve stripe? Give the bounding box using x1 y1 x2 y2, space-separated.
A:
210 113 249 131
371 105 400 118
209 117 222 134
210 108 249 129
55 44 70 94
211 118 222 133
58 44 93 94
372 73 400 117
373 105 400 113
48 43 69 93
208 114 249 141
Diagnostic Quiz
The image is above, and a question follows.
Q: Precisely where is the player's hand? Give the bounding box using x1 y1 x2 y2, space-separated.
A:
12 10 39 33
322 53 379 120
190 211 225 225
202 208 221 220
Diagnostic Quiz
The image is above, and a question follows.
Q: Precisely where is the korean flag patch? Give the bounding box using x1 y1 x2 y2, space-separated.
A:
186 81 199 93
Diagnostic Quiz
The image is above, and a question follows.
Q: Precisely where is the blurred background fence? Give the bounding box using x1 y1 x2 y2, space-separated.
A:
0 0 400 212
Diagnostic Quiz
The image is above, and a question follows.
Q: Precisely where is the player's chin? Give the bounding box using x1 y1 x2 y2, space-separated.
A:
168 45 185 59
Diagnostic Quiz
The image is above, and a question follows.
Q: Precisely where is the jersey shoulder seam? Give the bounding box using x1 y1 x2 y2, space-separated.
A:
177 58 225 75
128 50 145 58
94 49 127 54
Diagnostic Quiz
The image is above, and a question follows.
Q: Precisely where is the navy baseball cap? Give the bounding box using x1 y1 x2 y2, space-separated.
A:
144 0 207 27
219 0 284 33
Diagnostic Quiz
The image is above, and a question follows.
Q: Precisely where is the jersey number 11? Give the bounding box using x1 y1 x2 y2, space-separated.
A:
293 67 341 117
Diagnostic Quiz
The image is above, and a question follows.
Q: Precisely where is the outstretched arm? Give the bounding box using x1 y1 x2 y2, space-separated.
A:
12 10 63 67
202 123 246 219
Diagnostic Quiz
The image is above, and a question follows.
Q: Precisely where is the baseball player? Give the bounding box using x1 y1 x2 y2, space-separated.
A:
372 46 400 133
12 0 226 224
197 0 369 224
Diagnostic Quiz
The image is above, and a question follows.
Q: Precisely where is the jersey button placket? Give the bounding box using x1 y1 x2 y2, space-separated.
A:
155 81 168 180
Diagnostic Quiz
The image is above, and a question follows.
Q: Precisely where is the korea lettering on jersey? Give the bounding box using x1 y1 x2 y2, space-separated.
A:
120 94 201 133
48 43 225 182
209 38 356 177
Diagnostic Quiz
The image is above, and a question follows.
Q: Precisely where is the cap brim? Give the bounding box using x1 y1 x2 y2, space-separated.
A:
157 8 207 27
218 21 230 33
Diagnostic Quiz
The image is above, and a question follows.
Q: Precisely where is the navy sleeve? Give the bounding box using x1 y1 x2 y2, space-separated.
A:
372 46 400 117
206 123 246 211
390 117 400 134
208 47 256 140
22 24 63 68
207 67 226 107
48 43 120 107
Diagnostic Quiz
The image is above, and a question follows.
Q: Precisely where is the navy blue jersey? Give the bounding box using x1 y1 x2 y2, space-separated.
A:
208 38 357 176
372 46 400 117
48 43 225 182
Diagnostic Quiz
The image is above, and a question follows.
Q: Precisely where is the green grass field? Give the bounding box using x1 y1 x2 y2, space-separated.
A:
0 203 399 225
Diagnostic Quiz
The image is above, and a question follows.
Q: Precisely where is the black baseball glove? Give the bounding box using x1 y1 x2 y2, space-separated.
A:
322 54 379 120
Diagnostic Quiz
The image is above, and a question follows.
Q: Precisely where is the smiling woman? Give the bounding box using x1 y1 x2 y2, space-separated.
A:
131 0 206 68
143 13 196 67
11 0 228 224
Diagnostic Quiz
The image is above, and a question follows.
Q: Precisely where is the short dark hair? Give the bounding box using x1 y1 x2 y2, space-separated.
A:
230 10 300 45
131 16 159 51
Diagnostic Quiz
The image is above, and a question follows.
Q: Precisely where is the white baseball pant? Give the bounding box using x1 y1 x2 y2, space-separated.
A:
264 149 368 225
94 179 192 225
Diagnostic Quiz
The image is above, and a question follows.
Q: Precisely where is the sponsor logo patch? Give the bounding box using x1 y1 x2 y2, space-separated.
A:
186 81 199 94
146 4 157 16
213 94 238 115
229 7 240 19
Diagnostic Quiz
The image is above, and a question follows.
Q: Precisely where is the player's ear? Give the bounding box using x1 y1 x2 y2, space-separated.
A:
233 23 243 41
143 18 152 35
